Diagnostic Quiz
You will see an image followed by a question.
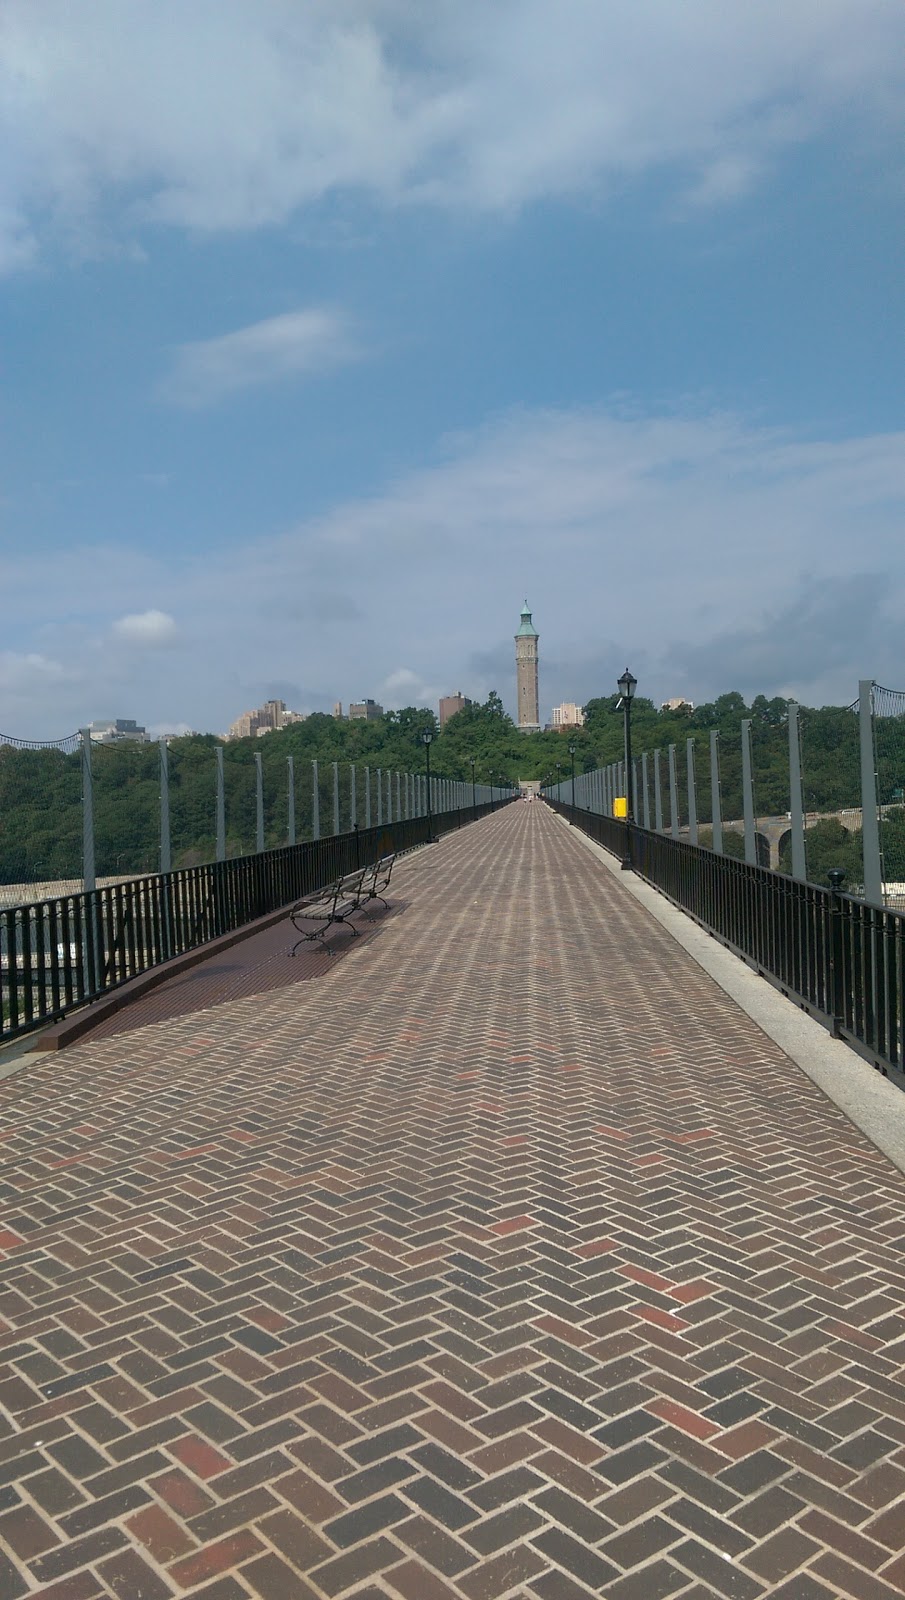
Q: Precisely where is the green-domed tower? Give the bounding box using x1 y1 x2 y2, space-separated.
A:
515 601 540 732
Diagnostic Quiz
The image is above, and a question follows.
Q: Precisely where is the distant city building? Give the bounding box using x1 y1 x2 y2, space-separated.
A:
515 601 540 732
349 699 384 721
551 702 585 730
661 697 695 714
88 719 148 744
333 702 344 719
439 691 471 728
227 699 305 740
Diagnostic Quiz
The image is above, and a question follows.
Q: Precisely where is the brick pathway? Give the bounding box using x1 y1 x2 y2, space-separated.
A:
2 802 905 1599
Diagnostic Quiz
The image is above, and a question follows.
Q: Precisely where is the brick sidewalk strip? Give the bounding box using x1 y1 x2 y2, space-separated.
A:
1 801 905 1598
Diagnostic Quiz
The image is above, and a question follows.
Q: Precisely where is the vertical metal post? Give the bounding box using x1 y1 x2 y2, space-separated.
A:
710 731 723 854
686 738 698 846
365 767 371 829
860 680 883 905
216 746 226 861
287 756 296 846
788 702 806 880
396 771 401 821
159 737 173 961
377 768 383 826
668 744 679 839
159 737 171 873
255 752 265 852
332 761 340 835
654 751 664 832
350 764 357 832
81 729 95 893
641 753 651 830
312 760 320 841
741 719 757 866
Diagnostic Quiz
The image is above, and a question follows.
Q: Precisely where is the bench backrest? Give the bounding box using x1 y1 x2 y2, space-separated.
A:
373 853 395 892
333 868 368 905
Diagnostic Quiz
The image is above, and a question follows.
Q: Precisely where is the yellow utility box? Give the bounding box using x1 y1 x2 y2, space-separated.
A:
613 796 628 818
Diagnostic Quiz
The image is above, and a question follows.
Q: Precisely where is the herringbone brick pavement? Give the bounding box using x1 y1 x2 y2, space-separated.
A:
1 802 905 1598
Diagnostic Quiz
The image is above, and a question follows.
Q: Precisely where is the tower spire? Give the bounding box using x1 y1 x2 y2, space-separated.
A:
515 601 540 731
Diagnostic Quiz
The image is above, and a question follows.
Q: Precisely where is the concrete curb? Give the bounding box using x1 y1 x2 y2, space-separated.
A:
555 812 905 1177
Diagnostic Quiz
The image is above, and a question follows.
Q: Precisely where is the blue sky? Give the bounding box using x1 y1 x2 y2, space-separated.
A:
2 0 904 738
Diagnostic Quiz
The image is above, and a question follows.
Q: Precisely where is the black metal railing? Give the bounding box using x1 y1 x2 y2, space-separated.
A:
547 798 905 1082
1 800 505 1044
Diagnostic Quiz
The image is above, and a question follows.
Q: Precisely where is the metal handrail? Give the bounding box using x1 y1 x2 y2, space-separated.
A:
0 799 507 1043
547 798 905 1083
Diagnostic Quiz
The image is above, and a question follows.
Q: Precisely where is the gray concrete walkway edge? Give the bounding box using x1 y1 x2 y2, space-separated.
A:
556 811 905 1176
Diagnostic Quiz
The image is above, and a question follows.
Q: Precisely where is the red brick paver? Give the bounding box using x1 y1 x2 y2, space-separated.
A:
2 803 905 1597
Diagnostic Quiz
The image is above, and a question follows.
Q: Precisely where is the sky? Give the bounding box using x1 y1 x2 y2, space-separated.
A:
2 0 904 739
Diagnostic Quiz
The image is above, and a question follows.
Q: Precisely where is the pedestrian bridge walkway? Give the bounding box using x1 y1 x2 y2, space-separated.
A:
1 803 905 1599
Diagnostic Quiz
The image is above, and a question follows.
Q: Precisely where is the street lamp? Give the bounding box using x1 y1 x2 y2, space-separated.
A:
421 729 434 840
555 761 562 802
568 743 577 824
470 757 477 815
617 667 637 870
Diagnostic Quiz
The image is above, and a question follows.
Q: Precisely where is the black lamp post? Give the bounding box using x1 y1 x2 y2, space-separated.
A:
617 667 637 870
470 757 477 815
555 761 562 803
421 729 434 840
568 743 577 824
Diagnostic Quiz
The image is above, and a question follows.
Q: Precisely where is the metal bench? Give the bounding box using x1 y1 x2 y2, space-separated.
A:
358 853 396 915
289 867 368 954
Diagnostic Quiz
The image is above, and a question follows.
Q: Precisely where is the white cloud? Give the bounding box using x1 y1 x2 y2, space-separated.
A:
0 651 68 690
380 668 442 708
112 608 177 645
0 0 902 267
160 309 356 408
6 404 905 735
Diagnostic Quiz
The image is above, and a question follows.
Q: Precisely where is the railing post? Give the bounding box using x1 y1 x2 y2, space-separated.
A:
312 760 320 840
159 737 172 874
81 729 95 893
255 752 265 853
641 753 651 830
860 680 883 905
788 702 806 881
668 744 679 839
159 738 173 961
216 746 226 860
827 868 847 1036
741 718 757 866
654 750 664 832
287 756 296 846
376 768 383 826
332 761 340 836
350 764 356 832
396 771 402 821
79 727 99 997
365 766 371 828
686 738 698 846
710 730 723 854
